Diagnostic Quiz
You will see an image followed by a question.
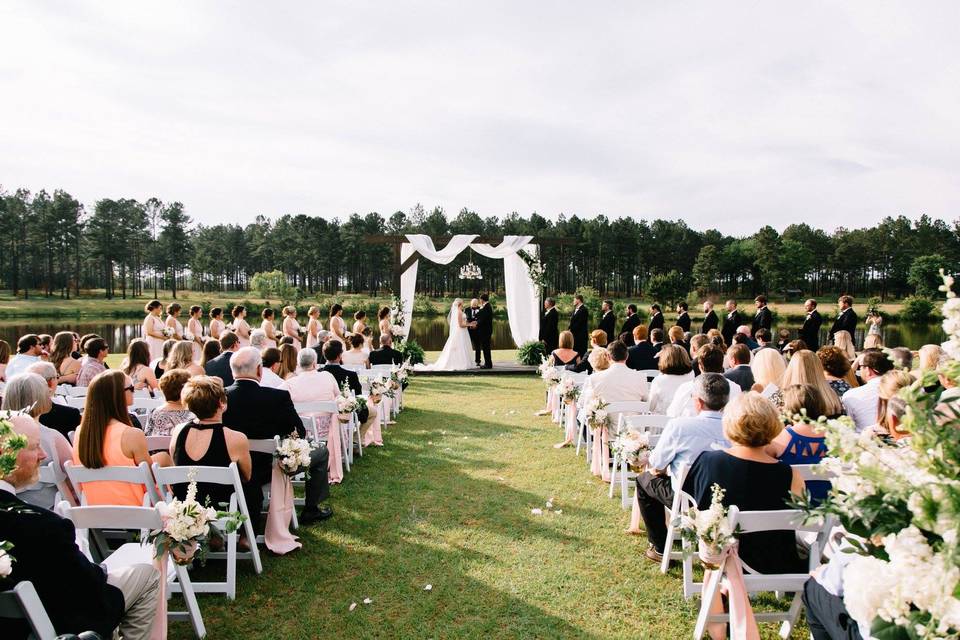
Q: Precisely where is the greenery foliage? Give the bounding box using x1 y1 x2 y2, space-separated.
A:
399 339 425 365
645 270 690 307
908 254 948 298
250 270 297 301
516 340 547 366
900 295 937 323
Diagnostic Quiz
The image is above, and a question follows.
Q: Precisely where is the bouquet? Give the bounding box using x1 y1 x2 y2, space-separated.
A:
162 327 175 338
0 416 28 478
538 358 562 388
275 436 314 478
390 360 411 390
676 483 738 569
610 431 650 471
584 395 610 430
149 472 245 565
0 540 13 578
337 382 360 417
390 323 407 338
556 376 580 404
184 330 195 341
370 378 394 399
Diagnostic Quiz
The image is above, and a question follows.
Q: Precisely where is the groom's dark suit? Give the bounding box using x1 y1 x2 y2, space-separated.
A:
475 302 493 368
465 305 480 364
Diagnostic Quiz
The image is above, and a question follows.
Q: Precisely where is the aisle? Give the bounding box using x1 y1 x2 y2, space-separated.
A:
171 376 699 639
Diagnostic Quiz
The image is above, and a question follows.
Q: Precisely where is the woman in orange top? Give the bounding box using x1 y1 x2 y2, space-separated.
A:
73 370 158 506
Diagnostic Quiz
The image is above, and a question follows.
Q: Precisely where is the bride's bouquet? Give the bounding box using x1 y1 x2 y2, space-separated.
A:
275 435 314 478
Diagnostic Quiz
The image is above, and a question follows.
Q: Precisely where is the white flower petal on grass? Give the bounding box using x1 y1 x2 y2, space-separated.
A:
349 602 357 611
531 508 543 515
545 501 553 508
424 584 433 591
555 510 563 515
363 598 372 605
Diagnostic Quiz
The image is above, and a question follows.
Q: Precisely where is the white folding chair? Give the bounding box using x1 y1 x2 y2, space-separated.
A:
133 388 157 400
62 502 207 638
54 384 70 397
610 412 669 507
153 462 263 599
659 463 691 575
692 507 830 639
146 435 172 453
293 401 338 442
64 461 160 506
639 369 660 383
37 441 78 507
131 398 164 420
65 396 87 409
247 436 299 531
0 581 58 640
66 386 88 397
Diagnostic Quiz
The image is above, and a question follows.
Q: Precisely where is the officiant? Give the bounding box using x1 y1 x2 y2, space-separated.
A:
465 298 480 367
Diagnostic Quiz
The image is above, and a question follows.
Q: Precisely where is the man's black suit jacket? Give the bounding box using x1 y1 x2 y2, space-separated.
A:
701 310 719 334
626 341 658 371
475 303 493 339
39 401 81 438
620 313 640 338
724 365 756 392
539 307 560 352
647 311 664 335
223 379 304 481
721 309 742 346
369 347 403 366
828 308 858 340
598 311 616 343
0 490 124 639
675 312 691 333
568 305 589 354
465 306 479 348
752 306 772 334
321 364 369 423
204 350 235 386
799 310 823 351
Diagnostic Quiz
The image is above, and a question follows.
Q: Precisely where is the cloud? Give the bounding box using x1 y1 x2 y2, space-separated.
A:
1 1 958 231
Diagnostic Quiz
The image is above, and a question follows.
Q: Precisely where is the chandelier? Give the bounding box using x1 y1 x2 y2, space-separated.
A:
459 249 483 280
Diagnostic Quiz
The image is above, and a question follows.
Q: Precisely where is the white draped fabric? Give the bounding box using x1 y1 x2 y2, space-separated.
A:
399 234 540 347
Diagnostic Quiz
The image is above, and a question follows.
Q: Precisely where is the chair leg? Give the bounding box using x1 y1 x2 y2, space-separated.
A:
693 566 725 640
660 517 675 574
620 466 630 510
174 564 207 639
779 593 803 639
609 452 620 498
226 531 237 600
244 515 263 574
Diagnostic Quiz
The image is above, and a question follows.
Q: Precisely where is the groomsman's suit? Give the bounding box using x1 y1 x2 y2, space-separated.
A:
675 311 691 333
799 309 823 351
829 307 858 341
620 311 641 337
475 299 494 368
721 307 743 346
598 310 616 343
701 309 719 334
569 303 589 355
539 305 560 352
647 309 664 336
752 305 772 335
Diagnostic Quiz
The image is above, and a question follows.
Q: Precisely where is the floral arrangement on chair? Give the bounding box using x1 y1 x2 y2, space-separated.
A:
584 395 609 430
0 540 14 578
676 483 738 569
336 383 360 418
390 360 412 390
369 378 393 399
556 376 580 404
792 271 960 638
538 358 562 388
610 431 650 472
149 471 246 566
275 435 314 478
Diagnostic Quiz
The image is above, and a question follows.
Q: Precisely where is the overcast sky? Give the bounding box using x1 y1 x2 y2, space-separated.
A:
2 2 958 231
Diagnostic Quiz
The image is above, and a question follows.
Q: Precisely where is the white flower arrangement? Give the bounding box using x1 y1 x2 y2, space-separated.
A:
584 395 610 430
556 376 580 404
337 382 363 417
275 436 314 478
162 327 175 338
390 323 407 338
370 379 394 399
610 431 650 470
676 483 738 568
183 330 195 341
390 360 412 390
0 540 14 578
537 358 562 388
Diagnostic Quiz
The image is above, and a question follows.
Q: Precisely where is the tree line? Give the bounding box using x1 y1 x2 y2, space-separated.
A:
1 186 958 301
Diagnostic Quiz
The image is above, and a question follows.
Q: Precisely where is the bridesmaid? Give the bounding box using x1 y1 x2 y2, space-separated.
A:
377 306 392 339
208 307 226 341
261 308 278 349
329 304 347 344
305 306 321 349
281 306 302 351
165 303 184 341
142 299 167 361
352 310 368 336
186 305 204 362
231 305 251 347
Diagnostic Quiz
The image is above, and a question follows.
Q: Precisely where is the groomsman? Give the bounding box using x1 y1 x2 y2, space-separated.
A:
799 299 823 351
597 299 616 343
675 302 691 332
620 304 641 337
752 295 772 334
465 298 480 365
721 299 742 346
569 294 589 355
647 304 664 337
829 295 858 341
539 298 560 352
701 301 719 333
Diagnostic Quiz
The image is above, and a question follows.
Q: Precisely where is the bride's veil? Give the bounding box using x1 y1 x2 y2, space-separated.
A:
448 298 463 333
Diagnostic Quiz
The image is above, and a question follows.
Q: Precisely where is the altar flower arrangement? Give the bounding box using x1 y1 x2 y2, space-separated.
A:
0 416 28 478
518 249 547 290
584 395 609 429
0 540 14 578
390 297 408 342
556 376 580 404
275 435 314 478
676 483 738 569
793 272 960 638
610 431 650 471
149 470 245 565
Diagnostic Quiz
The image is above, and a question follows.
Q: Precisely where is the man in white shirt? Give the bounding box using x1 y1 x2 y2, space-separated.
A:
588 341 649 419
637 373 731 562
6 334 43 378
842 349 894 431
667 344 740 417
259 347 286 389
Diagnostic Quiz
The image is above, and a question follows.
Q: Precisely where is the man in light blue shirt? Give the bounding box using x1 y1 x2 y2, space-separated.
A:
5 334 43 379
637 373 731 562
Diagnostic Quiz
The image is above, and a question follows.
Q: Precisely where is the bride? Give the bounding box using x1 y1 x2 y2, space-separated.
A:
424 298 476 371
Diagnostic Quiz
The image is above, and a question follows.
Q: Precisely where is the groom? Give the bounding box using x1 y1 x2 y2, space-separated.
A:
475 293 493 369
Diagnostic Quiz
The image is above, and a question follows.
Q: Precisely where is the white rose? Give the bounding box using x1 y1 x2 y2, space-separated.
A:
0 550 12 577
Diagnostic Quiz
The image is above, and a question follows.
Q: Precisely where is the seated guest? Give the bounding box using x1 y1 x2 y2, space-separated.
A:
205 331 240 386
369 333 404 365
750 347 787 404
249 328 268 351
766 383 830 503
842 349 894 431
685 392 807 638
867 370 915 440
321 340 369 423
637 373 730 562
688 334 709 374
223 347 332 527
889 346 912 371
6 334 43 379
50 331 81 385
76 338 109 387
588 341 648 408
29 361 81 438
0 338 9 382
736 325 759 350
341 333 370 368
567 329 608 374
667 325 686 350
649 328 665 356
775 328 792 353
781 338 808 360
648 344 694 413
917 344 944 374
170 376 252 507
1 373 73 509
550 330 580 366
817 345 859 397
724 343 754 392
167 340 204 377
667 344 741 417
779 350 843 417
144 369 195 437
803 545 867 640
259 347 287 388
752 328 775 353
0 415 160 640
200 338 222 367
626 325 657 371
283 348 340 403
833 329 856 362
121 338 159 393
278 343 298 380
151 338 177 379
72 370 157 505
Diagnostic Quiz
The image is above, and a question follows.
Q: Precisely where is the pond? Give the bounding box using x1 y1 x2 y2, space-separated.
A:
0 317 945 354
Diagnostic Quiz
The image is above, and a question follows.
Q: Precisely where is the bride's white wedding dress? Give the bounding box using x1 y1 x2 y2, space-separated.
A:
423 300 475 371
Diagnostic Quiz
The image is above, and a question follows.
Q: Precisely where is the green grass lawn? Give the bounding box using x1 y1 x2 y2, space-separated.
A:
167 375 802 639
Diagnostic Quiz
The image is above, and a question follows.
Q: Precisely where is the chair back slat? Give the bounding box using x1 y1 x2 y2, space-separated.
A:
792 463 835 482
247 436 280 454
146 435 172 452
63 461 158 506
0 581 58 640
728 507 822 533
66 386 88 397
63 503 162 530
294 401 338 414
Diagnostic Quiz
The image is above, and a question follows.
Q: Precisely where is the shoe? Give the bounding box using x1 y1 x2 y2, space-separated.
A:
299 506 334 524
553 441 571 449
644 546 663 563
482 365 493 369
535 409 550 416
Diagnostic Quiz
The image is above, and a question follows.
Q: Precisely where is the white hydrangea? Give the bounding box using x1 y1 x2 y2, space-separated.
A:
0 545 12 578
276 436 314 475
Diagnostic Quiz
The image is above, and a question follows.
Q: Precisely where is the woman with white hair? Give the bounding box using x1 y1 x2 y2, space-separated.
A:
1 372 73 509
